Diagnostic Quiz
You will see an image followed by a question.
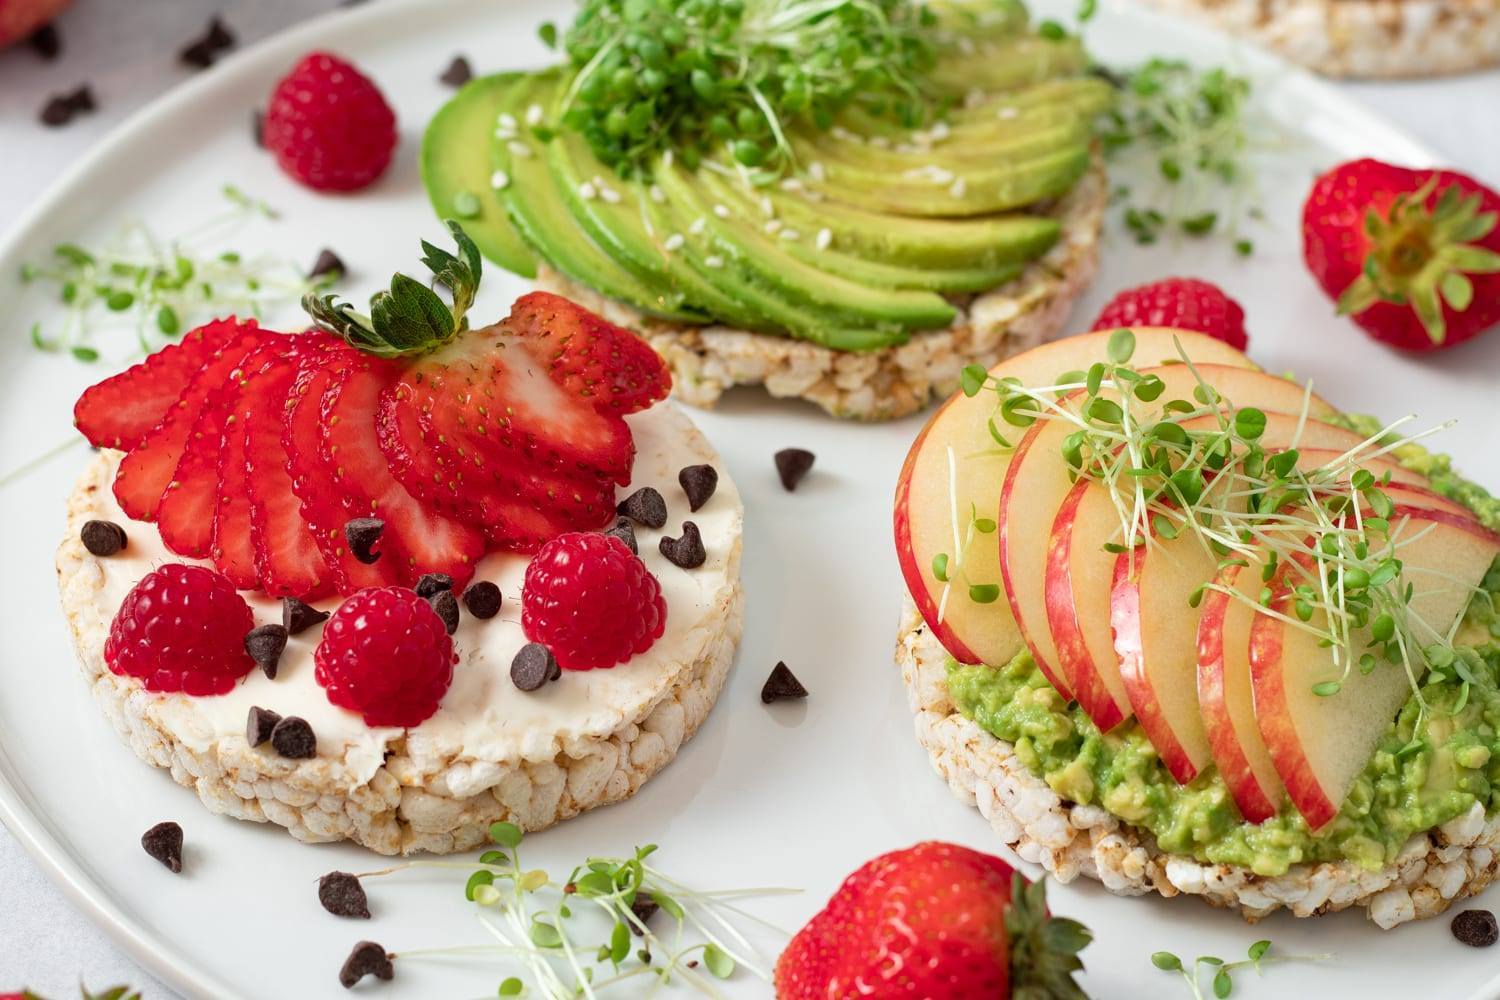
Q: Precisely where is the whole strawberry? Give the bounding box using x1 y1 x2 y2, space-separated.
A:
105 564 255 696
1304 158 1500 352
1090 277 1248 351
263 51 396 192
522 532 667 670
775 842 1090 1000
314 586 455 726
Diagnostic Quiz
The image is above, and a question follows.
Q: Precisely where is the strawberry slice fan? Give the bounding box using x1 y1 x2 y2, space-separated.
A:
73 221 673 600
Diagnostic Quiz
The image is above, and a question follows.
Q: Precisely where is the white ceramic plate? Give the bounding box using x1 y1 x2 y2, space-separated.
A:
4 1 1500 997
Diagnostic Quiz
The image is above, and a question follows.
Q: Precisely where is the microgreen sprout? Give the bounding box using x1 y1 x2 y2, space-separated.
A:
358 822 797 998
1152 939 1329 999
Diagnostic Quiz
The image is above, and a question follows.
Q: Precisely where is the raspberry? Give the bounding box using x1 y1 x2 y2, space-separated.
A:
313 587 455 726
263 51 396 192
1091 277 1250 351
521 532 667 671
104 564 255 695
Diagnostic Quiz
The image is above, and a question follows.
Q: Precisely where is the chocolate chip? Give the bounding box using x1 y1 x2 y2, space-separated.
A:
440 55 473 88
252 108 265 148
761 662 808 704
40 91 80 127
678 464 718 512
774 448 816 491
603 516 638 554
1452 909 1498 947
659 521 706 569
27 23 61 60
462 581 503 620
319 871 371 919
180 16 235 69
179 40 216 69
616 487 667 529
282 597 330 635
66 85 95 113
429 590 460 635
271 716 317 759
415 572 454 599
80 519 127 556
339 941 394 989
246 706 282 747
141 821 183 874
309 248 345 280
628 895 659 935
511 643 559 692
245 624 289 679
204 16 236 51
345 518 384 564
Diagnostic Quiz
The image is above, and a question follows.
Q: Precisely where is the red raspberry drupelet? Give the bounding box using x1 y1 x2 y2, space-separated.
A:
522 532 668 671
104 564 256 696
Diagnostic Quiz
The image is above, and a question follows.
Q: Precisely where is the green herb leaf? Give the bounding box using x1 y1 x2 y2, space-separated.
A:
498 976 523 996
702 943 735 979
969 583 1001 604
489 821 523 848
1151 951 1183 972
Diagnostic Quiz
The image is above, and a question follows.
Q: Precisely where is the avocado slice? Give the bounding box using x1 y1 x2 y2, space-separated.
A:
421 72 538 278
928 36 1090 95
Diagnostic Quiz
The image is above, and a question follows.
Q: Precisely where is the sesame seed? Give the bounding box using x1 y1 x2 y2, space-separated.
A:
713 204 731 219
930 121 951 142
808 161 827 182
763 219 783 235
525 104 544 126
578 182 598 201
491 170 510 190
759 197 774 218
815 228 832 250
949 177 968 198
869 135 891 150
664 233 685 252
650 184 666 204
830 125 858 142
779 177 804 192
997 107 1019 120
663 149 674 168
508 140 533 158
495 126 516 140
779 228 801 242
704 255 725 269
498 113 518 131
689 216 707 235
600 186 622 204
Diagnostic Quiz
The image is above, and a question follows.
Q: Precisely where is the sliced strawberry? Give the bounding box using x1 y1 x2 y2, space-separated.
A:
506 291 671 416
156 394 231 558
211 359 261 590
321 356 484 588
112 326 271 522
75 317 251 451
240 342 335 599
284 346 399 593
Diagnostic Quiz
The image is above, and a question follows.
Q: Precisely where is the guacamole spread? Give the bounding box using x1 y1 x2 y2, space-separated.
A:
949 420 1500 878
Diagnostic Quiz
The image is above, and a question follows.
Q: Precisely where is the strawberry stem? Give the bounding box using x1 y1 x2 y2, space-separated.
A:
1005 874 1091 1000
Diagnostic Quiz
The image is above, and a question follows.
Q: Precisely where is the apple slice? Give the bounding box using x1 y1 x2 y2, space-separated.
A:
1250 506 1500 830
894 327 1254 676
1002 364 1331 708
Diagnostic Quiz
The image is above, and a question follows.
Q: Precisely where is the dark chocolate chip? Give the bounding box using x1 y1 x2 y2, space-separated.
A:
141 821 183 874
271 716 317 759
761 662 809 704
252 108 265 148
462 581 503 620
282 596 331 635
429 590 460 635
309 248 345 280
319 871 371 919
774 448 816 491
80 519 127 556
66 85 95 113
628 895 659 935
204 16 236 51
510 643 557 692
179 40 217 69
245 624 289 679
603 516 638 555
415 572 454 599
678 464 718 512
246 706 282 747
345 518 384 564
40 93 75 127
616 487 667 529
27 23 61 60
659 521 706 569
180 16 235 68
1453 909 1498 947
339 941 394 989
440 55 473 88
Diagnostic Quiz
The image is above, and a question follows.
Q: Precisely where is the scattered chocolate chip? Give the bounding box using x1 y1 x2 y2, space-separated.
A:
440 55 473 88
67 85 95 113
761 661 809 704
319 871 371 919
678 464 718 512
40 86 94 127
339 941 394 989
1453 909 1499 947
282 596 331 635
774 448 816 491
141 821 183 874
617 487 667 529
80 519 127 556
345 518 385 564
628 895 659 935
180 16 236 69
179 40 216 69
511 643 559 691
252 108 265 148
271 716 317 759
204 16 236 51
246 706 282 747
462 581 503 620
245 624 289 679
659 521 706 569
309 248 345 280
27 23 61 60
603 516 638 554
415 572 454 599
429 590 460 635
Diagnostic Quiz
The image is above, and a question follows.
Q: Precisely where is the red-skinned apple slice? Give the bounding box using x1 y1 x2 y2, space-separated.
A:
1249 506 1500 830
894 328 1255 675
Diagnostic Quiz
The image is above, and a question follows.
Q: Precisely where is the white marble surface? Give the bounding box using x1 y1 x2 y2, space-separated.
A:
0 1 1496 997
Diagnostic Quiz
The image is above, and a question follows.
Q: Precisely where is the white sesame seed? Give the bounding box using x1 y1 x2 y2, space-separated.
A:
779 228 801 242
498 113 518 131
949 177 968 198
965 88 987 109
804 189 825 203
997 106 1020 120
809 161 827 182
759 196 774 218
664 233 685 252
662 149 674 168
600 186 622 204
689 216 707 235
896 142 919 155
713 204 731 219
930 121 951 142
779 177 804 192
578 182 598 201
764 219 783 235
525 104 544 126
815 228 833 251
508 140 533 158
490 170 510 190
869 135 891 149
704 255 725 269
831 125 858 143
495 126 516 140
650 184 666 204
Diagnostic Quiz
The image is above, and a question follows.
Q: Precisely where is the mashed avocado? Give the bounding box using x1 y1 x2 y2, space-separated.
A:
949 419 1500 877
